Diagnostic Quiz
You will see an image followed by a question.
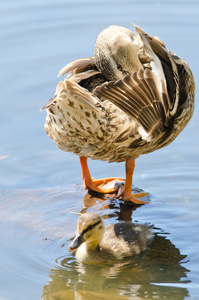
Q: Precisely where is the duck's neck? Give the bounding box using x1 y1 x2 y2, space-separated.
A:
86 239 100 250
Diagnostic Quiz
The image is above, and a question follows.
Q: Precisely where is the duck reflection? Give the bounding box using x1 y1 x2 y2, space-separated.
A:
80 184 149 219
42 234 189 299
42 195 190 300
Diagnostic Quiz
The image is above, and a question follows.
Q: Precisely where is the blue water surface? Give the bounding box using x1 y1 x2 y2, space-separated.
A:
0 0 199 299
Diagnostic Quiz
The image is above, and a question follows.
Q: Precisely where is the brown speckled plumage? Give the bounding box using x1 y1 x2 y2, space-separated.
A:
43 25 195 200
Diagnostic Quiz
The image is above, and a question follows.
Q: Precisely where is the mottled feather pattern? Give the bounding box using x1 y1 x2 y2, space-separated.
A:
44 78 146 162
45 80 108 156
43 25 195 164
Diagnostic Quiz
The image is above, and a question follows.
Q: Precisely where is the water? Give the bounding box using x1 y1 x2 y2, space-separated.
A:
0 0 199 299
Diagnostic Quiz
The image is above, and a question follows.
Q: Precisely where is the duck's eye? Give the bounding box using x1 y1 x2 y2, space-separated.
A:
117 63 123 72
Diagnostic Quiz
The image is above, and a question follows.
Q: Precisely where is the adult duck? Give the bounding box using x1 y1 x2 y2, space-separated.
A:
43 25 195 204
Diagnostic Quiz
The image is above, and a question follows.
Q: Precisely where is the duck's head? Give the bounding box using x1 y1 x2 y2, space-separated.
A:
68 212 104 251
94 25 143 81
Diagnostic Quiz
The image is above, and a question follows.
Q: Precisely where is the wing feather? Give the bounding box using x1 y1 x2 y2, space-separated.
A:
58 57 95 77
94 69 171 133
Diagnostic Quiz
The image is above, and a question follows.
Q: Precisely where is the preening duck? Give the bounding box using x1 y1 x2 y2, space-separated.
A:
43 25 195 204
68 212 153 264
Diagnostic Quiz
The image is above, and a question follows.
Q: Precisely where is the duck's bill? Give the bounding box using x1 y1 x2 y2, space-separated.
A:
68 234 84 251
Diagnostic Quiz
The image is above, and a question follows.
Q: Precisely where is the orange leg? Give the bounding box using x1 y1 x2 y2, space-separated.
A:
79 156 123 194
116 158 148 204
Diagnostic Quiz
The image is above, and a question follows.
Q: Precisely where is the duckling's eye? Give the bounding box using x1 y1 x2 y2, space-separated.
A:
87 224 94 231
117 63 123 72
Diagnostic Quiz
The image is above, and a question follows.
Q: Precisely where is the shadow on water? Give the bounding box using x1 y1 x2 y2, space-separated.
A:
40 190 190 300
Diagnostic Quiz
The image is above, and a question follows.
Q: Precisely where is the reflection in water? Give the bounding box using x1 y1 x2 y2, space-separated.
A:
42 195 190 300
42 235 189 300
80 185 150 221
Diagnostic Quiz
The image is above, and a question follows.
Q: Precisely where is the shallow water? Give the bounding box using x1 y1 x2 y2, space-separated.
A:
0 0 199 299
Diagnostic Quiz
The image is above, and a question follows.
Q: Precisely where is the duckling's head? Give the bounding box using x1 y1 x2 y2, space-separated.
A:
94 25 143 81
68 212 104 251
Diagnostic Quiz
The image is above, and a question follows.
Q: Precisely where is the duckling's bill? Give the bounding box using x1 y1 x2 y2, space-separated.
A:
68 234 84 251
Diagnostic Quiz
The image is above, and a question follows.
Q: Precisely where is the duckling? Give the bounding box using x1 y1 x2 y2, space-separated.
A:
68 212 153 264
43 25 195 204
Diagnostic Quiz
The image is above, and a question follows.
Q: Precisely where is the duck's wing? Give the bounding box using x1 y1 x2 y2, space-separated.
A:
58 57 95 77
42 57 102 110
136 25 195 119
94 68 171 134
42 78 100 111
135 25 179 117
42 78 108 139
57 57 100 84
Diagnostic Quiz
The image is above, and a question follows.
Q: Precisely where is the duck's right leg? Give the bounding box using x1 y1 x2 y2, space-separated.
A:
79 156 123 194
116 157 148 204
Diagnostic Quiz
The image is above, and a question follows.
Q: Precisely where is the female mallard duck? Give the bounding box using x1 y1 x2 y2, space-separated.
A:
68 212 153 264
43 25 195 204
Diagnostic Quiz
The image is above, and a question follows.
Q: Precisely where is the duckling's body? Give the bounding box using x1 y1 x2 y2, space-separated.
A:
69 212 153 264
43 25 195 204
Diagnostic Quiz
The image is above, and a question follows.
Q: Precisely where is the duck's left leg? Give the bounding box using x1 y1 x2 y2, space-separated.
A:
117 157 148 204
80 156 124 194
